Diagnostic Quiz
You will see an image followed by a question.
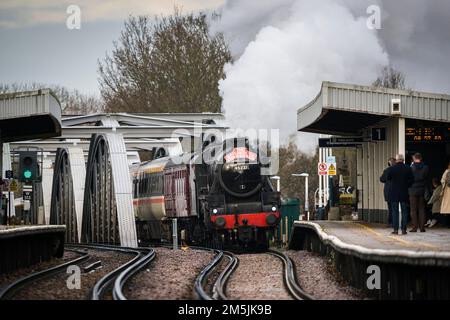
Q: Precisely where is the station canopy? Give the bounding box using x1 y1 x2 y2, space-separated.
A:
0 89 62 142
297 81 450 136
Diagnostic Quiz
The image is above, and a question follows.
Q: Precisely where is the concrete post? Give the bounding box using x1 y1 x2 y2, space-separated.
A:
172 218 178 250
398 117 405 228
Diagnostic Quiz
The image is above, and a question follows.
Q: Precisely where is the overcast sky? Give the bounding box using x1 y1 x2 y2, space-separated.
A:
1 0 449 97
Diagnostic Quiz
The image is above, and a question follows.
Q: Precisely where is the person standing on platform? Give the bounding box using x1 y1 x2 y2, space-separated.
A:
380 157 396 227
408 153 429 232
426 177 442 228
386 154 414 235
440 162 450 227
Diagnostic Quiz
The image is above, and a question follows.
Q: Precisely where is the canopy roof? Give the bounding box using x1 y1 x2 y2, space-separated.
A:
297 81 450 136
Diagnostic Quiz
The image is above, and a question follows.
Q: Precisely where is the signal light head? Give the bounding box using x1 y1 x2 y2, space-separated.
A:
23 170 32 179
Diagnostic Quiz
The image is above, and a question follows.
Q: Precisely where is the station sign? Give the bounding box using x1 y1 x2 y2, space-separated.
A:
319 137 364 148
5 170 13 179
405 126 449 143
23 185 33 201
318 162 328 176
9 180 18 192
371 128 386 141
23 191 32 201
327 162 337 176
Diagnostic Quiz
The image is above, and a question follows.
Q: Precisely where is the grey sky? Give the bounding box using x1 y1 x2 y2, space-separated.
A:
0 0 223 95
0 0 449 96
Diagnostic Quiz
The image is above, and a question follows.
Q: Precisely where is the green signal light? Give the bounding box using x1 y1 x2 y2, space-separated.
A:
23 170 32 179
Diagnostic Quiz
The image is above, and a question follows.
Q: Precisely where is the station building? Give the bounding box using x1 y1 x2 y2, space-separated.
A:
297 81 450 223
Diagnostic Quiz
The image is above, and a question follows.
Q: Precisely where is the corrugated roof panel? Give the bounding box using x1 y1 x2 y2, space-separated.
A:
0 89 62 141
298 81 450 133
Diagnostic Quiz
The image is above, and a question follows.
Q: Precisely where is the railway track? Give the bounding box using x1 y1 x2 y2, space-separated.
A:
0 248 89 300
146 242 239 300
66 244 155 300
194 250 238 300
267 249 314 300
195 248 313 301
0 244 154 300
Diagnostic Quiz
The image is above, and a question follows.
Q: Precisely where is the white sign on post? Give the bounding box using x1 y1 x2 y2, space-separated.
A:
318 162 328 176
326 156 336 163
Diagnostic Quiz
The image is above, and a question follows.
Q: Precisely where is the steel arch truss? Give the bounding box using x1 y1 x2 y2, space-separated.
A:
50 147 85 243
82 134 137 247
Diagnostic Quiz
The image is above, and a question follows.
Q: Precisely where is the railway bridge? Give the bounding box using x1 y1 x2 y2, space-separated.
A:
1 93 226 249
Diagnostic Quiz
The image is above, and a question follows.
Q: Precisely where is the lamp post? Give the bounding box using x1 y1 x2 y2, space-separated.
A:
292 173 309 221
270 175 280 192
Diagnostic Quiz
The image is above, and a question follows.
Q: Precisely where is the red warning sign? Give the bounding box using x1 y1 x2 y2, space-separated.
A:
318 162 328 175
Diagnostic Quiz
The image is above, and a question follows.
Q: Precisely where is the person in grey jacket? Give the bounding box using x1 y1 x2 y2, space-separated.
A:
408 153 429 232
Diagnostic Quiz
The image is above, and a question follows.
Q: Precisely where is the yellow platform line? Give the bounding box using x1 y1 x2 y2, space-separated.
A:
356 223 438 250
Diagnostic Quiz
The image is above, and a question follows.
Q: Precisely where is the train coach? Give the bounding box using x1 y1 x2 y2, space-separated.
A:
130 137 281 250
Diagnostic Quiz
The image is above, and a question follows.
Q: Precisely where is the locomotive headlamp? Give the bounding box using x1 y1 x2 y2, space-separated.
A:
212 208 218 214
271 206 277 212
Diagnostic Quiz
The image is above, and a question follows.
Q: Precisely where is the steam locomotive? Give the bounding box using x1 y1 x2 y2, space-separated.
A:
130 137 281 250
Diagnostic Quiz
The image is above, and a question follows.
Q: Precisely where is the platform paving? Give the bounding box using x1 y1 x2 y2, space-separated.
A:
293 220 450 266
292 220 450 299
0 225 66 239
311 221 450 252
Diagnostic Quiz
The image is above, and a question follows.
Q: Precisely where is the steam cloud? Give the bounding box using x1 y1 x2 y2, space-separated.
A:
214 0 389 153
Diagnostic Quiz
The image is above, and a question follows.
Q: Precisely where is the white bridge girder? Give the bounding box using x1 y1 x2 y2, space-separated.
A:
106 133 137 247
68 148 86 242
5 113 226 247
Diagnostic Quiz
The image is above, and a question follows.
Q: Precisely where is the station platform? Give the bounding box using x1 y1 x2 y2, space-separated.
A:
0 225 66 274
290 221 450 299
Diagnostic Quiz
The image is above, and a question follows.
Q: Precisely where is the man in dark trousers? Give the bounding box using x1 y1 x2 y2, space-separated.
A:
380 157 396 227
386 154 414 235
409 153 430 232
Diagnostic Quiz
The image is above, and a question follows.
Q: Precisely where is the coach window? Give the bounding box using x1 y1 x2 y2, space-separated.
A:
149 175 154 195
145 173 150 197
133 177 138 198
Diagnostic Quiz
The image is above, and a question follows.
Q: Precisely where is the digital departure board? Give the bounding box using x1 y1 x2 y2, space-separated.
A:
405 126 449 143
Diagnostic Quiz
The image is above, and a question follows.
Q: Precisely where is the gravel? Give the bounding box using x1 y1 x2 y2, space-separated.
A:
10 248 134 300
226 253 293 300
286 250 369 300
124 247 214 300
0 250 80 291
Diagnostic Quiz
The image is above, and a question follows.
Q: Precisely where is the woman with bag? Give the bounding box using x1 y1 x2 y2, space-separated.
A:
441 162 450 227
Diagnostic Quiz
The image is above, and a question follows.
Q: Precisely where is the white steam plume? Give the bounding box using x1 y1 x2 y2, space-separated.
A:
216 0 389 153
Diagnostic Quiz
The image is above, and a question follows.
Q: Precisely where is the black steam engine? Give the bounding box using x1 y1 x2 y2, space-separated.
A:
130 137 281 250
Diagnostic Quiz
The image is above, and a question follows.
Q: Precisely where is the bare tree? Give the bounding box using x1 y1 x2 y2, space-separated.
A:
372 66 406 89
98 9 231 113
278 140 319 213
0 82 103 114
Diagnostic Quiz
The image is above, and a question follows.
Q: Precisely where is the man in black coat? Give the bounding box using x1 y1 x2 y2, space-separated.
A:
385 154 414 234
408 153 429 232
380 157 396 227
